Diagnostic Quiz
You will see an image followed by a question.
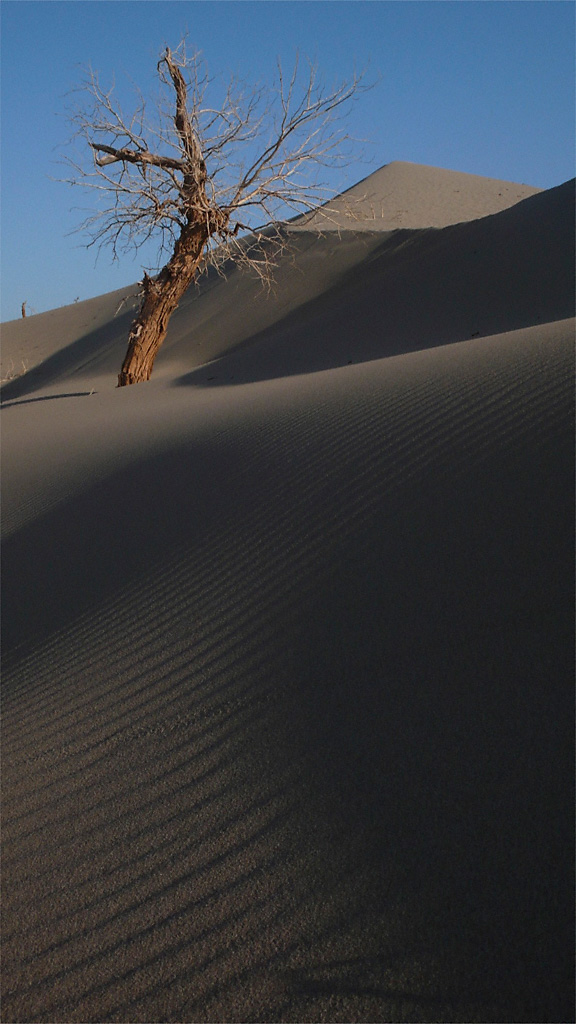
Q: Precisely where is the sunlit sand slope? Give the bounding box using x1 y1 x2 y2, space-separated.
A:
293 159 542 230
1 164 574 1023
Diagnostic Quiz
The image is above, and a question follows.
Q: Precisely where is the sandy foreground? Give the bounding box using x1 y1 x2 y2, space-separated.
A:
1 162 574 1023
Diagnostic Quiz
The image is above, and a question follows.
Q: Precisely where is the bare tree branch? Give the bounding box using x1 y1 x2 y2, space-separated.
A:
91 142 185 171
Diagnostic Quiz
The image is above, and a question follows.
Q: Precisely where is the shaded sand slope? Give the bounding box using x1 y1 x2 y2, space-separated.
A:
2 326 574 1023
179 179 574 386
1 164 574 1023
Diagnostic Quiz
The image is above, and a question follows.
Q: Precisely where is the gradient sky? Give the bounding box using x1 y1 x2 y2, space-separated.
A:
1 0 574 321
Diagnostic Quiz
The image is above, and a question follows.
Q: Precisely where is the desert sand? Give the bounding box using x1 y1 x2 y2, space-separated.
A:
1 161 574 1023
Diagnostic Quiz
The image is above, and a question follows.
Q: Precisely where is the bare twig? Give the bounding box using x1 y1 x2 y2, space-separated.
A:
0 359 29 383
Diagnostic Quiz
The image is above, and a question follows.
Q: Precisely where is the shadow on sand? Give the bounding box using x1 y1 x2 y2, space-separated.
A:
1 392 95 408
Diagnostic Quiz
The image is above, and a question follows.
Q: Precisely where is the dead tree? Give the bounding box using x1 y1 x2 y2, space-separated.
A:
65 43 365 386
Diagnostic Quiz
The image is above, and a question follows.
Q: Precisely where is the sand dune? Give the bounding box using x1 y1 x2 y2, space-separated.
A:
0 162 553 391
1 163 574 1023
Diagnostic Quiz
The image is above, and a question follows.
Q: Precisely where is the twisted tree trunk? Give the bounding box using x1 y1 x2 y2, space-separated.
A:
116 48 227 387
117 221 208 386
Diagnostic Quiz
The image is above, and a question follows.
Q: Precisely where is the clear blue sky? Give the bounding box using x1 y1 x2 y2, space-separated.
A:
1 1 574 321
